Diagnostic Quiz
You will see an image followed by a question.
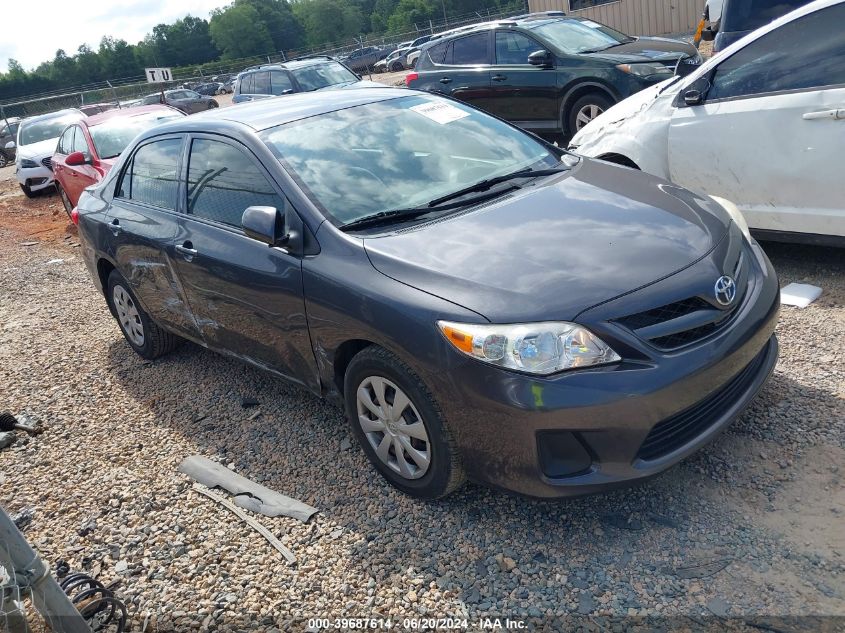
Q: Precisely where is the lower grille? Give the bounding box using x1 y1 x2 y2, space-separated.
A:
636 346 768 461
41 157 53 171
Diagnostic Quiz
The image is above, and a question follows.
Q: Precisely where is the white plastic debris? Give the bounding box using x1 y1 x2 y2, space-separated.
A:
45 259 64 265
780 283 822 308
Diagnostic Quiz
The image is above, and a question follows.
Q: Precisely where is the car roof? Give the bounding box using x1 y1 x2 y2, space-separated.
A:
85 105 183 127
147 87 410 134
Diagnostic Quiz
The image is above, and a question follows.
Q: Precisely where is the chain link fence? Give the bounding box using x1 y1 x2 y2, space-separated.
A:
0 2 529 125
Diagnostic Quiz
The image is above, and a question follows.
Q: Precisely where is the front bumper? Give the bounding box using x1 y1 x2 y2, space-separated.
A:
16 164 54 192
425 238 780 498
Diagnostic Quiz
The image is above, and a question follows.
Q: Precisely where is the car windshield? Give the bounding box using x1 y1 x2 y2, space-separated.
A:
529 18 632 54
90 111 183 159
261 95 557 226
19 114 82 146
291 62 359 91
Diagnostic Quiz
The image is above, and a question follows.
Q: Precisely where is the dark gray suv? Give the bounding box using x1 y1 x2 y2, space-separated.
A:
233 58 365 104
75 88 778 500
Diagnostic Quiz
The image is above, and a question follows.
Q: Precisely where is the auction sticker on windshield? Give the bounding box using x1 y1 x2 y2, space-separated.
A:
410 101 470 124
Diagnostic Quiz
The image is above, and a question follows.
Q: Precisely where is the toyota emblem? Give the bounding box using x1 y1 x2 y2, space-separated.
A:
714 275 736 306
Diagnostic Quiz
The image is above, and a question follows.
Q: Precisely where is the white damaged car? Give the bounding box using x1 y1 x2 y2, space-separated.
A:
570 0 845 244
13 109 84 198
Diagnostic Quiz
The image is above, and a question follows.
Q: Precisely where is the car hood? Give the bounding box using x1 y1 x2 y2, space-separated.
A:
364 159 728 322
584 36 697 64
18 137 60 161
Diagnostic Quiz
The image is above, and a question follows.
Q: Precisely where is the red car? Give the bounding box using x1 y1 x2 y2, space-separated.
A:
52 105 185 218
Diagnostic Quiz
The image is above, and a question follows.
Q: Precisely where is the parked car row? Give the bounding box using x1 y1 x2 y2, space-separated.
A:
8 105 183 203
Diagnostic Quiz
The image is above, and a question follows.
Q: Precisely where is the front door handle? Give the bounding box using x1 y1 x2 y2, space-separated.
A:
492 74 507 82
802 109 845 121
109 218 121 235
439 77 452 84
175 241 198 260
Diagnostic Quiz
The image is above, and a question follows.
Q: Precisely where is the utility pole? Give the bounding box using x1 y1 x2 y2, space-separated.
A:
441 0 448 26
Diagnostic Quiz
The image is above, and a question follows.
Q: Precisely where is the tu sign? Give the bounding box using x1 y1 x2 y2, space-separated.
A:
145 67 173 83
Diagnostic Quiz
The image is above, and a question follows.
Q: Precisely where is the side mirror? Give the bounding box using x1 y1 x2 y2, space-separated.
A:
66 151 89 166
701 28 716 42
242 205 287 246
528 50 553 68
674 58 700 78
683 89 704 106
5 141 15 150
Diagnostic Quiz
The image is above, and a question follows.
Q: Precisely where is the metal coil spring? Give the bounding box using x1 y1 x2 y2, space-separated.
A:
58 568 128 633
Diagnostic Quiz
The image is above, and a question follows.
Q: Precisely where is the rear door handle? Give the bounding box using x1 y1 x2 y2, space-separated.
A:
439 77 452 84
109 218 121 235
492 74 507 82
802 109 845 120
175 242 198 259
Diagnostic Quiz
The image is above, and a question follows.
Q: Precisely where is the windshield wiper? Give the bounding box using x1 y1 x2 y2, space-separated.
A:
340 166 568 232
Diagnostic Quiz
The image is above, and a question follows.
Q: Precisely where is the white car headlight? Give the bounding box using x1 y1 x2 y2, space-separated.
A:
437 321 621 375
710 195 752 241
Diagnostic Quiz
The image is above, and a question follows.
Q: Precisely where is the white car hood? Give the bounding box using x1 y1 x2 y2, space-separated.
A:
18 137 60 161
571 78 680 147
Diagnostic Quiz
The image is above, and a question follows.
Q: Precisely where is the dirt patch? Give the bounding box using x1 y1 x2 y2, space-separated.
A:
0 177 78 246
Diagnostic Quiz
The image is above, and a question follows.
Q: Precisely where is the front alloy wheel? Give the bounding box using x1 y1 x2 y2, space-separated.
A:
357 376 431 479
0 153 8 168
568 93 613 134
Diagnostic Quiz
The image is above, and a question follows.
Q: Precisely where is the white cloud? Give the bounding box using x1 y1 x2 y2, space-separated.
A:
1 0 225 71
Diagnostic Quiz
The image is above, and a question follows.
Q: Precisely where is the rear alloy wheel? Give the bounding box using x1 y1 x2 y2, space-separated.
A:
568 93 613 135
345 346 465 499
106 270 181 360
0 153 8 168
56 184 74 219
390 62 403 72
208 101 218 109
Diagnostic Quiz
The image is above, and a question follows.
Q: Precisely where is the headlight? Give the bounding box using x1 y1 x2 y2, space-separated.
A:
19 158 38 169
437 321 621 375
616 63 674 79
710 195 752 241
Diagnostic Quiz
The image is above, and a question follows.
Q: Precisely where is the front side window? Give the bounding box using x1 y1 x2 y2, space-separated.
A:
721 0 811 32
290 62 358 91
261 95 557 226
270 71 294 95
708 4 845 101
450 33 490 65
495 31 544 65
187 138 284 227
71 126 90 157
57 127 75 154
119 138 182 210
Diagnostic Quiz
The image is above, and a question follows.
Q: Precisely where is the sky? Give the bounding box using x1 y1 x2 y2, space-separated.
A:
0 0 225 72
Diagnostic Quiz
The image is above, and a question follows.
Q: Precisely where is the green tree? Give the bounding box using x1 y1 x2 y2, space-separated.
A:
210 3 275 59
294 0 363 47
240 0 305 51
387 0 436 32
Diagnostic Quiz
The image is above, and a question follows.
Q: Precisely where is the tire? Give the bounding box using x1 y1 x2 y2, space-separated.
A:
56 183 74 219
208 101 218 109
0 153 8 168
344 346 465 499
106 270 181 360
390 62 402 72
20 183 36 199
567 92 613 136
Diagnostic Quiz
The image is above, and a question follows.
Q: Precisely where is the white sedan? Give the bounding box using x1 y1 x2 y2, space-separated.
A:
570 0 845 244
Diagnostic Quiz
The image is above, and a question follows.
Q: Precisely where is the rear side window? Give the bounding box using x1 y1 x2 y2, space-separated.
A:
240 73 255 94
254 71 271 95
119 138 182 210
450 33 491 65
186 138 285 228
708 4 845 101
270 71 293 95
426 41 449 65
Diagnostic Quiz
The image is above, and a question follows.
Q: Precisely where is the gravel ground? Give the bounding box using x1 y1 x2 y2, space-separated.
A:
1 123 843 630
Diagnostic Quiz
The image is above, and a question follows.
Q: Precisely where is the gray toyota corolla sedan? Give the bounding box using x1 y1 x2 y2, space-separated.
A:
75 87 779 499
